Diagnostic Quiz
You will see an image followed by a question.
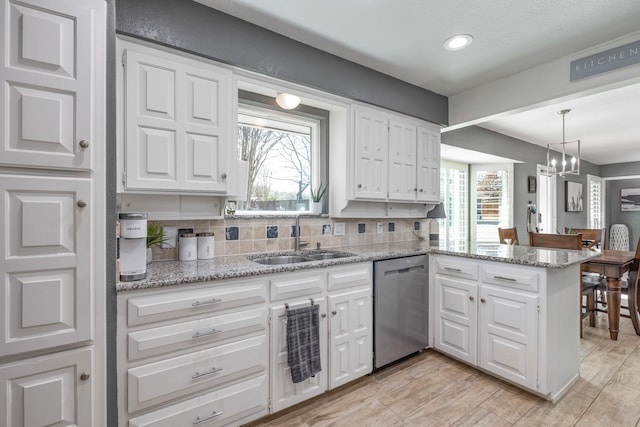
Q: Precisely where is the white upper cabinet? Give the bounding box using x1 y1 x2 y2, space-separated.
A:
0 0 98 171
123 48 232 193
351 105 441 204
353 107 389 200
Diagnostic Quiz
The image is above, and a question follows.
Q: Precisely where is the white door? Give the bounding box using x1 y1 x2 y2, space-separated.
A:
0 347 93 427
0 175 92 356
434 277 478 365
270 298 327 413
388 119 416 201
353 107 388 200
328 288 372 389
416 125 441 202
537 165 557 233
124 49 231 192
478 285 538 390
0 0 98 171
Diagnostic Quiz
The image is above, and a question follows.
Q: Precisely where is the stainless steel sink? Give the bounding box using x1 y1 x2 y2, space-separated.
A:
251 255 311 265
250 251 356 265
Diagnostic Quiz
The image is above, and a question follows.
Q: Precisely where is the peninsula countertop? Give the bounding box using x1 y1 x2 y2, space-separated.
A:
116 240 602 292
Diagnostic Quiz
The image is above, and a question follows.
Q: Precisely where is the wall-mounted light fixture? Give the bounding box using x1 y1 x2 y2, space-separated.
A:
275 93 301 110
546 109 580 177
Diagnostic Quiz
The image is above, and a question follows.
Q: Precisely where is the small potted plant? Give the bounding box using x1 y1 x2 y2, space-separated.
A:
146 222 168 264
309 183 327 214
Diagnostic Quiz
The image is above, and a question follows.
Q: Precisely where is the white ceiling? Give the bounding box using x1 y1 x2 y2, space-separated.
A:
197 0 640 166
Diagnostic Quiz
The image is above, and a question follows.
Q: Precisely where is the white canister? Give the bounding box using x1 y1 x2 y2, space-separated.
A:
118 213 147 238
197 233 215 260
179 233 197 261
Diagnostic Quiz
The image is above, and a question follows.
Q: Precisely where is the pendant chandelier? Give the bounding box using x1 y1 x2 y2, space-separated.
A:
546 109 580 177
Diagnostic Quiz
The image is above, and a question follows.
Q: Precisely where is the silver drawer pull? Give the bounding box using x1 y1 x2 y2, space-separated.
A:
192 298 222 307
192 328 221 339
193 410 223 424
494 275 517 282
192 366 222 380
444 267 462 272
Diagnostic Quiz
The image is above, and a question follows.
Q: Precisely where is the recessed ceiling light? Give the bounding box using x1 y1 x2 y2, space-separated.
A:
443 34 473 51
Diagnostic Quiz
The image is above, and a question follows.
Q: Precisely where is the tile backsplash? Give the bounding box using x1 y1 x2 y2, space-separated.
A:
150 217 426 261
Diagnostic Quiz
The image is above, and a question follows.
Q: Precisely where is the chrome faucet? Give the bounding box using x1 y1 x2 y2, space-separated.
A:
295 215 309 251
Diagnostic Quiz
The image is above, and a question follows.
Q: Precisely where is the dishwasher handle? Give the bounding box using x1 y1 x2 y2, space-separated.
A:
383 265 425 276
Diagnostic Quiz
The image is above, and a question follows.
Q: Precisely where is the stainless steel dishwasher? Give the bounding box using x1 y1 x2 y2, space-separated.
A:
373 255 428 369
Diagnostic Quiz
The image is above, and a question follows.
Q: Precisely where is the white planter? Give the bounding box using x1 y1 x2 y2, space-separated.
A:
310 201 322 214
146 247 153 264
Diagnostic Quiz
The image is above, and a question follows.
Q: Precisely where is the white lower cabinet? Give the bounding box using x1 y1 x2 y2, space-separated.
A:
269 263 373 413
117 277 269 427
432 255 579 401
0 347 93 427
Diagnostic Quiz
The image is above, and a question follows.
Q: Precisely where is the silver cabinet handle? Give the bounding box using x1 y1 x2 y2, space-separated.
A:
332 310 337 315
221 173 227 179
480 298 486 303
469 296 474 301
444 267 462 272
76 200 87 208
357 184 362 188
192 366 222 380
494 276 517 282
192 328 221 339
192 298 222 307
321 313 327 318
193 411 223 425
79 139 90 148
419 189 424 192
80 372 90 381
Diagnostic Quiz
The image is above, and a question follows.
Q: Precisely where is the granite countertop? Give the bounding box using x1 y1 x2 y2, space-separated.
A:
116 240 601 292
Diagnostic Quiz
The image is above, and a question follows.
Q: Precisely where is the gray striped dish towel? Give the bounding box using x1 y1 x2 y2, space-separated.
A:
286 304 321 383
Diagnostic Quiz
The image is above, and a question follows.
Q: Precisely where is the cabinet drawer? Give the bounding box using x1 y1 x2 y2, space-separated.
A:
270 270 325 302
434 256 479 281
481 264 539 292
126 279 268 326
327 263 371 292
128 374 268 427
127 307 267 361
128 334 267 413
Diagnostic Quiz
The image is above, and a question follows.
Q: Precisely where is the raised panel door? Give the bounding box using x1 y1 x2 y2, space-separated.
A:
0 174 92 356
478 285 538 389
416 125 441 202
0 347 93 427
434 277 478 365
0 0 99 170
328 288 372 389
124 49 231 192
388 119 417 201
270 298 327 413
353 107 388 200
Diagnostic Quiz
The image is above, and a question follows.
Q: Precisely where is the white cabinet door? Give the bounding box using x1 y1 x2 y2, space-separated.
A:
328 287 372 389
353 107 388 200
124 49 231 193
270 298 327 413
388 119 417 201
0 0 99 171
0 174 92 356
478 285 538 390
416 125 440 202
434 277 478 365
0 347 93 427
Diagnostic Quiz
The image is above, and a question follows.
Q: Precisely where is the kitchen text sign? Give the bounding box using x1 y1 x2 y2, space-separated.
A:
570 39 640 81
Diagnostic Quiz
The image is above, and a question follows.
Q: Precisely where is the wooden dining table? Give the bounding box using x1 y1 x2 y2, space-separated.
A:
581 249 636 340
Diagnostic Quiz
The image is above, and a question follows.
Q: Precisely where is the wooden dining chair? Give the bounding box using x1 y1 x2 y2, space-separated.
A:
528 232 593 336
564 227 607 249
625 238 640 335
498 227 519 245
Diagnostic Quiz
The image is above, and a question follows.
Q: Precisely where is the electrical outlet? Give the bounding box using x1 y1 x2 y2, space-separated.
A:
333 222 345 236
162 226 177 249
377 222 383 234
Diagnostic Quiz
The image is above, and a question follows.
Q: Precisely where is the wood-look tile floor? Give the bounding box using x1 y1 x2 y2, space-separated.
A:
250 313 640 426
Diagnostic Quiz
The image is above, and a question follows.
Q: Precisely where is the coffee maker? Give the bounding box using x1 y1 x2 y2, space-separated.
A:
118 213 147 281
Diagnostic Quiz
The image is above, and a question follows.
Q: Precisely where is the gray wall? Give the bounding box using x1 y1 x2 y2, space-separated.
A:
600 161 640 178
442 126 601 242
115 0 448 125
607 178 640 251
